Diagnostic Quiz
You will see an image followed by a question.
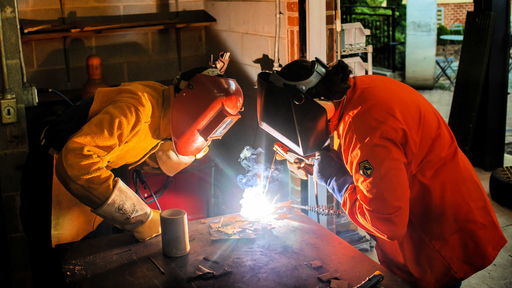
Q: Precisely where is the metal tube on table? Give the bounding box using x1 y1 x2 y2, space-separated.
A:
161 209 190 257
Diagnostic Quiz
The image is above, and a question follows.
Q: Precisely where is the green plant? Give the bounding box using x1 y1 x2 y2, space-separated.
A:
437 25 450 45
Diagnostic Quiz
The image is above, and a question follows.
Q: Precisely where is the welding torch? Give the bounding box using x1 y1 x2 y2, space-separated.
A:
272 142 324 223
273 142 315 178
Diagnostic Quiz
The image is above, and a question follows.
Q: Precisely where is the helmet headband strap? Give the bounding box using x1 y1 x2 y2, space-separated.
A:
268 57 328 93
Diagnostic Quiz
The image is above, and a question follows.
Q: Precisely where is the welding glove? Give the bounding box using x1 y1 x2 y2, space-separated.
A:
133 209 161 241
135 140 207 175
276 153 311 180
91 178 161 241
214 52 230 74
313 148 354 202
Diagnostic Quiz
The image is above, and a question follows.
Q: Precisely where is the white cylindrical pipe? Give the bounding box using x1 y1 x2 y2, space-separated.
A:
336 0 341 59
273 0 280 70
0 10 10 95
161 209 190 257
14 0 27 84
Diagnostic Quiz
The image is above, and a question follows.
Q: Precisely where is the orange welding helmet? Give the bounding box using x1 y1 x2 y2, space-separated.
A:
171 73 244 157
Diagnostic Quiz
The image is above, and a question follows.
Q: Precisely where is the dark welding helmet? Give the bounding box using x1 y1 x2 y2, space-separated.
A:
257 58 330 156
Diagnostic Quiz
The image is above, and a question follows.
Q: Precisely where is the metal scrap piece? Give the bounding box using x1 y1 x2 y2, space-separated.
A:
317 271 340 282
197 265 214 274
309 260 322 268
330 279 349 288
218 226 242 235
274 212 291 220
187 265 233 282
203 256 220 264
208 217 223 229
149 257 165 275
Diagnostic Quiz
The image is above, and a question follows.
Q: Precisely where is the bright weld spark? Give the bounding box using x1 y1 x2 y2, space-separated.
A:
239 186 274 220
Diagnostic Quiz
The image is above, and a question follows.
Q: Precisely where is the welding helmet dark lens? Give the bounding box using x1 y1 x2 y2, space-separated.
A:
256 72 330 156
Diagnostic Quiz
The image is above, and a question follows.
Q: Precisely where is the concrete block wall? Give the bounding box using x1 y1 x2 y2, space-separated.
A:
202 0 290 216
5 1 208 286
203 0 335 216
204 0 288 86
18 0 209 92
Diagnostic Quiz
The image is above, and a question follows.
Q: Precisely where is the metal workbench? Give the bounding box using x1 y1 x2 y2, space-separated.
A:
58 210 412 287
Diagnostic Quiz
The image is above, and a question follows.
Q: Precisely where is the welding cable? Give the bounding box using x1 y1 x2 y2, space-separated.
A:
131 162 213 210
131 169 171 211
38 88 74 105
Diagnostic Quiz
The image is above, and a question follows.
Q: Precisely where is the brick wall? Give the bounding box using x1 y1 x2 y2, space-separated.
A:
438 2 474 28
18 0 208 92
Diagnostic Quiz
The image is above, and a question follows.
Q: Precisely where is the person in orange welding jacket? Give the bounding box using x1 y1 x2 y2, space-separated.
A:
19 55 243 286
256 58 507 288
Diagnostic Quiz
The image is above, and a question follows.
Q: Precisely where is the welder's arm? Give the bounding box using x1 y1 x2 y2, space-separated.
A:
135 139 199 176
341 137 410 241
313 148 354 202
54 103 160 241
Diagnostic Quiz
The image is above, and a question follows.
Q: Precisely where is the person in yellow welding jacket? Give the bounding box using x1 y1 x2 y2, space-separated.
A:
256 58 506 288
20 61 243 285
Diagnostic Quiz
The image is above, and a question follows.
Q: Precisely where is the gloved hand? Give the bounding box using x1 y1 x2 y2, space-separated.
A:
275 151 312 180
313 148 354 202
281 158 309 180
133 209 161 241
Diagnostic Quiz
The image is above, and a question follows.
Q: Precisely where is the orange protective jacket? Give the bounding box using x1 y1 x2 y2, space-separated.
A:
51 82 173 247
333 76 506 288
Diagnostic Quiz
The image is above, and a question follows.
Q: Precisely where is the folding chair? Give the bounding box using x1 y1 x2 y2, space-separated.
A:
435 56 456 90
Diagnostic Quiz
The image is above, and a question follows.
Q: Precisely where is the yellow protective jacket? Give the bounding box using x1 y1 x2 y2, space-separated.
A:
51 81 173 247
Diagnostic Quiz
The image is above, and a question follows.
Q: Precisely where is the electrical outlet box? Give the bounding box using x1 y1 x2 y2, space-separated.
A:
1 98 17 123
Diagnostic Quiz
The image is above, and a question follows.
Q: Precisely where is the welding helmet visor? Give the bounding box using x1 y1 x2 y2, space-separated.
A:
171 73 244 157
257 58 330 156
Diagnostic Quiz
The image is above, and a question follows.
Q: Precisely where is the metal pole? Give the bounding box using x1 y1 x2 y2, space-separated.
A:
0 10 10 95
14 0 27 85
336 0 341 60
274 0 281 70
391 7 396 73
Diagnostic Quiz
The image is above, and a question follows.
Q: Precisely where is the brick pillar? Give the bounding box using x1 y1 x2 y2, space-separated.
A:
326 0 336 63
286 0 336 63
286 0 299 63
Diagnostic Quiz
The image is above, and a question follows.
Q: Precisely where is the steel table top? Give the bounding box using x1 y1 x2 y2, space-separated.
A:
58 210 411 287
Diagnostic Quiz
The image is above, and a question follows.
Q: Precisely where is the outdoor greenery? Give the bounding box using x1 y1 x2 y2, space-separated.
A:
437 25 451 46
437 24 465 45
339 0 406 71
